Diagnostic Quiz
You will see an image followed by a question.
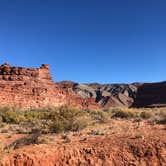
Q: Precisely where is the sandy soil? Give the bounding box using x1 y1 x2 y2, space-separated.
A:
0 119 166 166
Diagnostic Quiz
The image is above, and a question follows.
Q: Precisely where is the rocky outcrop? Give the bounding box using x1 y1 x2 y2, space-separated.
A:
0 63 52 81
132 81 166 108
63 81 166 108
0 63 59 108
72 83 139 108
0 63 166 109
0 63 98 109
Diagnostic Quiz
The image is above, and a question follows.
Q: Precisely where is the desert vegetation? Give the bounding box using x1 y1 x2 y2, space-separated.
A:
0 106 165 134
0 106 166 165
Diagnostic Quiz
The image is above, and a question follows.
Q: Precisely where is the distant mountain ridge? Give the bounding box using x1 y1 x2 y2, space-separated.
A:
59 80 166 108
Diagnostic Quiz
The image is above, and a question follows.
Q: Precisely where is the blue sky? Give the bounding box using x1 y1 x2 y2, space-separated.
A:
0 0 165 83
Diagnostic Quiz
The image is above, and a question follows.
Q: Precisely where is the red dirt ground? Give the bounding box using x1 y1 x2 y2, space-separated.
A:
0 120 166 166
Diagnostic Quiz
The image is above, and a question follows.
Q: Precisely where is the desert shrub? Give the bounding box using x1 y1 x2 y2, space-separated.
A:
50 119 65 133
0 106 12 112
59 105 83 120
103 109 109 112
24 111 40 120
55 106 89 132
89 109 108 123
43 106 82 119
0 110 25 124
0 105 113 133
35 134 53 144
138 108 166 124
140 111 153 119
69 115 91 131
17 119 50 134
153 110 166 124
0 116 3 123
159 114 166 124
112 108 139 119
157 117 166 124
43 105 90 133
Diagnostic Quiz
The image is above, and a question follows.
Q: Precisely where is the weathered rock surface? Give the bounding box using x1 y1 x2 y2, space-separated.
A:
71 81 166 108
73 83 139 108
0 63 98 109
0 63 166 109
133 81 166 108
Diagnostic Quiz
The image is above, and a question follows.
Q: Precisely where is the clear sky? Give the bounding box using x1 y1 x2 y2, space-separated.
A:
0 0 165 83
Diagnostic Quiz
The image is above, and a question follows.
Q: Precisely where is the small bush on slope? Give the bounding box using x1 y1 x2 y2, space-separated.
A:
111 108 139 119
88 109 108 123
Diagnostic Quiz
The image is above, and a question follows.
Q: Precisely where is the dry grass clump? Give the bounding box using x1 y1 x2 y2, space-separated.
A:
139 111 153 119
109 107 165 121
150 107 166 124
110 108 139 119
86 109 108 123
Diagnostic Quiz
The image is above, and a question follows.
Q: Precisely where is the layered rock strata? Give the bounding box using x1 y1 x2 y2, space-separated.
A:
0 63 97 109
0 63 166 109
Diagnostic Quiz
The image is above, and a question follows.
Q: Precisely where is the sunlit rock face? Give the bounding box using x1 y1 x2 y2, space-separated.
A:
72 83 139 108
0 63 98 109
0 63 165 109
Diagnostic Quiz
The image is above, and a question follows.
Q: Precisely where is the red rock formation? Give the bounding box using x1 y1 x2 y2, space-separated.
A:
0 63 98 109
1 63 166 109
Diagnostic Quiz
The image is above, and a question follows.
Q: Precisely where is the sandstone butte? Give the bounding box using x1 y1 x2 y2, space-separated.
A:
0 63 98 109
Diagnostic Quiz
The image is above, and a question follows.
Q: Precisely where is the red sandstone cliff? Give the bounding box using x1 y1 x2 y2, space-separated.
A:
0 63 98 109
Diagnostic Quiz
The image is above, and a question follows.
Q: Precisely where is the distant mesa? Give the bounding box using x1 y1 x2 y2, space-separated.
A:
0 62 165 109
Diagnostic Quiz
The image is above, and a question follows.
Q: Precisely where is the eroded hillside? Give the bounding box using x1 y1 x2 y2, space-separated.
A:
0 62 166 109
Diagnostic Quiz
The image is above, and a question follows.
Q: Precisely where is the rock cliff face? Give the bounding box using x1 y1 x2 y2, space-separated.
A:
72 81 166 108
72 83 139 108
0 63 166 109
132 81 166 108
0 63 56 108
0 63 98 109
